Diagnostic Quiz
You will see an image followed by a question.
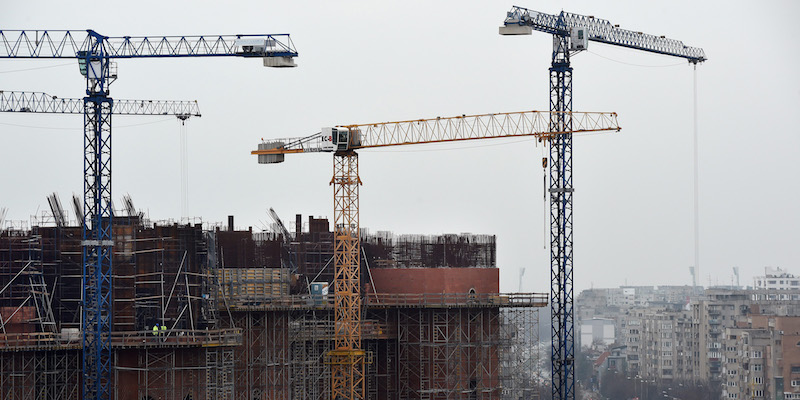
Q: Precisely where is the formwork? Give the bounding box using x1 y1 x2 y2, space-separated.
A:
0 213 545 400
0 217 240 400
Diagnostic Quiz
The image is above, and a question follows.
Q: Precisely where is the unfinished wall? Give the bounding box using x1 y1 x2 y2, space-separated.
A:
369 268 499 295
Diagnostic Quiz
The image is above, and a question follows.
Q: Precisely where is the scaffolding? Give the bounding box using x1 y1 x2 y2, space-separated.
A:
112 344 237 400
0 218 544 400
0 349 81 400
500 308 541 400
290 310 334 400
231 310 292 400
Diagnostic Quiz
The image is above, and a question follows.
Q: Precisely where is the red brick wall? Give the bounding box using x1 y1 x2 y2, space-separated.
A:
369 268 499 294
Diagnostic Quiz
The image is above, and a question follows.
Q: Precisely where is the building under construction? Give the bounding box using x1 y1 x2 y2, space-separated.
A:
0 203 545 400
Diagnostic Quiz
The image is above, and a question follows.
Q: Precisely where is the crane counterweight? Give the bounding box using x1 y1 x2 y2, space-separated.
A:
257 141 286 164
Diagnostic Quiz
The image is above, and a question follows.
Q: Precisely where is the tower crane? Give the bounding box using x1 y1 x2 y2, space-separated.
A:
499 7 705 400
0 30 297 400
0 89 202 218
252 109 620 400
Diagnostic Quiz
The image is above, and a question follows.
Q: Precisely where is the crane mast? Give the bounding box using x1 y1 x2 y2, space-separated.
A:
253 109 619 400
500 7 704 400
1 29 297 400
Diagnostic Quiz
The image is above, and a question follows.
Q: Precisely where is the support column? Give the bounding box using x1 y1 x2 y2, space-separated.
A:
82 93 113 400
549 25 575 400
330 152 365 400
81 32 115 400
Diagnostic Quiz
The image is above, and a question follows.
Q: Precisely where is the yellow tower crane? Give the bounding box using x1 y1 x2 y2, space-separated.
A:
251 109 620 400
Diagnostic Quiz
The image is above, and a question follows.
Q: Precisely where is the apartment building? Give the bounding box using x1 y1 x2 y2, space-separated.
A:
752 268 800 301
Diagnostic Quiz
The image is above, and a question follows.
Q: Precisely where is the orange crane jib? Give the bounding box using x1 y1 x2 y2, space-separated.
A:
252 108 619 400
251 110 619 158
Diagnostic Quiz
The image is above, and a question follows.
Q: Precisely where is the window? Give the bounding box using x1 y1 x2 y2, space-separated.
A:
727 380 736 387
728 393 738 399
752 350 763 358
754 390 763 397
753 364 763 372
792 379 800 387
754 377 763 384
791 365 800 374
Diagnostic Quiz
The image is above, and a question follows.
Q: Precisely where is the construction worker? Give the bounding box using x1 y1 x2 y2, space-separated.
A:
152 323 160 339
160 323 167 340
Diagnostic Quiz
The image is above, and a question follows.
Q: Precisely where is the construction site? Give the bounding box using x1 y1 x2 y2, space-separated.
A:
0 203 545 400
0 5 706 400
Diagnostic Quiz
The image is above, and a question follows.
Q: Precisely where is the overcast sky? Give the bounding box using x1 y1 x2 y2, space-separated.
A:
2 1 798 295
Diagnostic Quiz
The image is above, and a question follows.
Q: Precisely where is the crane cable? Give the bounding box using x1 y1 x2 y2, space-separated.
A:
180 118 189 219
0 62 74 74
542 143 548 249
692 63 700 288
587 49 686 68
0 117 175 130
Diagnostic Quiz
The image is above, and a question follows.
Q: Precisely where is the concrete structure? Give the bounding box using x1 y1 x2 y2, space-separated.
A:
753 267 800 300
580 318 615 350
577 283 800 399
0 211 545 400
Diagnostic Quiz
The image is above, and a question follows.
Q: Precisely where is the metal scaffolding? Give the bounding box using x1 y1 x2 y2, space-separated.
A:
500 308 541 400
0 218 544 400
0 349 81 400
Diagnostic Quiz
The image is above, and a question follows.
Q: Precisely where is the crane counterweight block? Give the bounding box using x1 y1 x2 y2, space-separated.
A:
257 140 286 164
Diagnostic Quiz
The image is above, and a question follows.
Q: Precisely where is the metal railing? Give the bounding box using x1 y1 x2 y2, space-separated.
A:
365 292 548 308
0 328 241 351
224 292 548 310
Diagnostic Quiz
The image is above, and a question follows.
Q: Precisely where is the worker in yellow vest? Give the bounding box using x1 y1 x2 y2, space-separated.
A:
160 324 167 340
152 323 159 339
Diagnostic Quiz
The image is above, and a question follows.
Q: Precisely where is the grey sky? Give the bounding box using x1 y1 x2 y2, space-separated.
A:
1 0 798 295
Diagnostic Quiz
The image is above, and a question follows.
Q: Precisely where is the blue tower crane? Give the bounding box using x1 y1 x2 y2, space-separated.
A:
499 8 704 400
0 29 297 400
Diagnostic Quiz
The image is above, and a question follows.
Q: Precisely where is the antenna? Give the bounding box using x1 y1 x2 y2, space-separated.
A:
733 266 740 288
689 266 696 288
518 267 526 292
